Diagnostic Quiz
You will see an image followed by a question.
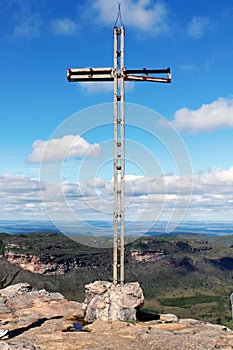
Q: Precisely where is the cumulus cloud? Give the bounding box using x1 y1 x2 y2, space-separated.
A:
72 167 233 204
67 167 233 221
0 174 40 194
27 135 101 163
87 177 106 188
194 166 233 194
187 16 210 39
172 98 233 134
4 1 79 39
82 167 233 218
50 18 78 36
0 174 44 219
92 0 169 33
1 166 233 221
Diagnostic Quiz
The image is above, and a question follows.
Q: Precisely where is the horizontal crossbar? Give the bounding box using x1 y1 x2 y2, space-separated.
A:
125 68 170 75
125 75 171 83
67 67 114 75
67 67 171 83
68 75 114 82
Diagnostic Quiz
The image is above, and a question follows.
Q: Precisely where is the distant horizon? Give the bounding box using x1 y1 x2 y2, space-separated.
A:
0 218 233 223
0 219 232 237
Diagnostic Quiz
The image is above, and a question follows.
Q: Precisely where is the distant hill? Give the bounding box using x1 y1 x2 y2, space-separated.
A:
0 231 233 327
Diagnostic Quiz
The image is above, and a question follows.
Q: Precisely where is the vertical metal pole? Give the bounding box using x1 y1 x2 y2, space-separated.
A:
120 26 125 286
231 293 233 320
113 26 118 284
113 25 125 285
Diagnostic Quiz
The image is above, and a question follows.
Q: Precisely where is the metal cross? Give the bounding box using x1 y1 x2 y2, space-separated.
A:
67 18 171 286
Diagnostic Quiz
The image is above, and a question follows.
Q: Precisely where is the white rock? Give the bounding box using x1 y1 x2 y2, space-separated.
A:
159 313 179 323
84 280 144 322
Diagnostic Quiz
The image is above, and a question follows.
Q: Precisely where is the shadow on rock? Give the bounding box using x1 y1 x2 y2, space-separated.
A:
136 309 160 322
8 316 63 339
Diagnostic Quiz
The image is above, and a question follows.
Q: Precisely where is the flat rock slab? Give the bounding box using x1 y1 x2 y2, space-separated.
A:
1 319 232 350
0 283 233 350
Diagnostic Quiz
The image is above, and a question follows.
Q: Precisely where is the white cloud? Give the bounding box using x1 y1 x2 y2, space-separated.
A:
1 166 233 221
13 13 42 39
187 16 210 39
0 174 40 194
50 18 78 36
79 81 134 94
87 177 106 188
82 167 233 220
172 98 233 134
83 167 233 201
5 2 78 39
4 0 44 39
0 174 44 219
92 0 169 33
27 135 101 163
194 167 233 194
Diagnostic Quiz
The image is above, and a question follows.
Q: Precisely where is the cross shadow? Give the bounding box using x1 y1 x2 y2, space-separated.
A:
8 316 63 339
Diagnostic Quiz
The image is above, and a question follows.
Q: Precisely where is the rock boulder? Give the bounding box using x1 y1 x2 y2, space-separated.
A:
84 281 144 322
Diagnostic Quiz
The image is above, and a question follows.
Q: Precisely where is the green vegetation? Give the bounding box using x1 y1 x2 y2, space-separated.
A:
0 270 20 289
0 231 232 327
159 294 220 308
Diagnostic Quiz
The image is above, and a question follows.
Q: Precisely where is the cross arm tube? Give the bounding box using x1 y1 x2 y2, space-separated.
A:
67 68 115 82
68 76 114 82
125 68 170 74
125 75 171 83
67 67 114 75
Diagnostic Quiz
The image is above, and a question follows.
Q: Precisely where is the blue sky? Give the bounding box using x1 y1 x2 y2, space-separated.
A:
1 0 233 229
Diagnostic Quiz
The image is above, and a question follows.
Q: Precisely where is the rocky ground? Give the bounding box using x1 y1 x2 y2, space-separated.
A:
0 283 232 350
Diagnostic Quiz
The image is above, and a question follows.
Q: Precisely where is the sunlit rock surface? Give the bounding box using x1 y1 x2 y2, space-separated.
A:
0 283 232 350
84 280 144 322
